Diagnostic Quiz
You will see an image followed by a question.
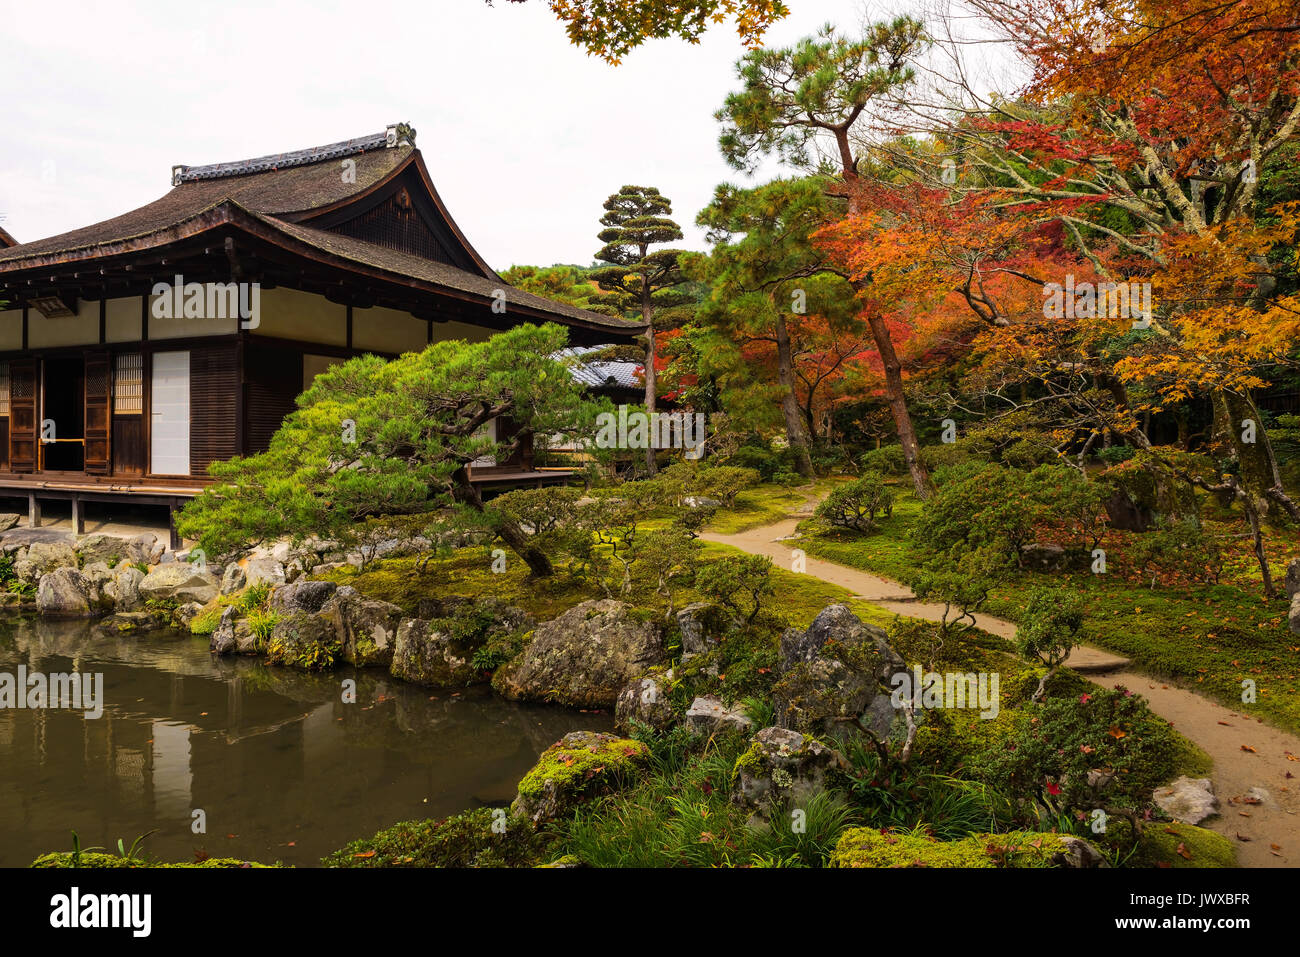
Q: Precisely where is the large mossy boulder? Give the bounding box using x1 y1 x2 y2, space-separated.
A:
772 604 907 739
266 613 341 670
332 594 403 668
35 567 95 617
390 619 480 686
139 563 219 605
830 828 1106 868
269 579 338 615
323 807 550 868
25 541 79 577
493 599 664 708
75 533 135 568
511 731 649 824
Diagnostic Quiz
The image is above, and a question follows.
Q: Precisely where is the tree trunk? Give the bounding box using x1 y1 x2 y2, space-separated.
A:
838 128 933 499
862 302 933 499
774 310 815 478
642 284 658 475
451 466 554 577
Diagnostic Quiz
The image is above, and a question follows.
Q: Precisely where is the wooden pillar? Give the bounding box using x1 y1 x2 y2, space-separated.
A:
27 493 40 528
71 496 84 535
168 501 182 551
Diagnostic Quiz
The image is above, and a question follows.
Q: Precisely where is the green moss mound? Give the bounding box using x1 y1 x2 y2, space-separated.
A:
32 853 279 868
323 807 551 868
1127 821 1237 868
830 828 1074 868
513 733 649 825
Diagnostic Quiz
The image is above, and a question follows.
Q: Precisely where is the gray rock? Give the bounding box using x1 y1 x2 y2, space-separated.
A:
12 559 40 585
26 541 78 575
233 619 259 655
1154 776 1219 825
210 606 239 655
139 564 220 604
731 726 848 811
76 533 135 567
104 565 145 611
80 561 114 594
492 599 662 708
1285 558 1300 599
97 611 159 634
677 602 726 658
243 557 286 588
1021 542 1067 570
220 563 247 595
614 677 676 733
175 601 205 628
0 513 20 532
685 695 754 735
773 604 907 738
266 613 340 670
268 579 338 616
36 567 94 617
1290 593 1300 637
390 619 480 686
1054 837 1108 868
331 596 402 668
0 528 75 550
683 495 722 509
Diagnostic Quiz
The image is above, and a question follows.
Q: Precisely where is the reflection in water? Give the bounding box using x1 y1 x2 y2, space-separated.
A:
0 616 611 867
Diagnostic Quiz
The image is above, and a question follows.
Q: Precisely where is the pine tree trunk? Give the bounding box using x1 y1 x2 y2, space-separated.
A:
863 302 933 499
774 309 815 478
642 287 658 475
838 129 933 499
451 466 553 577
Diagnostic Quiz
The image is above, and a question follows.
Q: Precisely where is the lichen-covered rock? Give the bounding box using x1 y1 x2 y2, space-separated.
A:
492 599 663 708
1289 593 1300 637
0 513 19 532
243 557 286 589
103 564 145 611
731 726 848 811
614 676 677 733
511 731 649 824
1153 776 1219 825
220 563 247 595
268 579 337 615
390 619 479 686
175 601 205 628
139 563 219 604
97 611 159 634
26 541 78 576
830 828 1105 868
210 606 239 655
331 595 402 668
75 533 135 568
772 604 907 738
1285 558 1300 598
233 619 258 655
677 602 727 658
684 695 754 735
266 613 341 670
36 567 94 616
1020 543 1067 571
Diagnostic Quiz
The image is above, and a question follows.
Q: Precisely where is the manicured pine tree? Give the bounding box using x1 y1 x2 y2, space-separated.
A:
590 185 693 474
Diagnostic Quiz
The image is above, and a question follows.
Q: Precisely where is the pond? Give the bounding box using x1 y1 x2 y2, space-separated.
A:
0 615 612 867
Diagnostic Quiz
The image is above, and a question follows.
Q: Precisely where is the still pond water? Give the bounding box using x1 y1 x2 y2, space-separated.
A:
0 615 611 867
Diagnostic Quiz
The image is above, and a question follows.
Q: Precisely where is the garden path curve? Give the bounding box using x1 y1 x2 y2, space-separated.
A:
702 498 1300 867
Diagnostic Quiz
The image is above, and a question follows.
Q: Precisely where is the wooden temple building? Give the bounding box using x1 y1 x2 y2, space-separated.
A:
0 125 642 542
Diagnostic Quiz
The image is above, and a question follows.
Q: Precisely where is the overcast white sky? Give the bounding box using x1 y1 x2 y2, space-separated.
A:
0 0 1012 269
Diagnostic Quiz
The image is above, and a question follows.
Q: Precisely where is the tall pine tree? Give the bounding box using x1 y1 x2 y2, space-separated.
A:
590 185 693 474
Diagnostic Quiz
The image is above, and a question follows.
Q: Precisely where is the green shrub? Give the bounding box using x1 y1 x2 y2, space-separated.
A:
815 471 895 532
973 687 1185 829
